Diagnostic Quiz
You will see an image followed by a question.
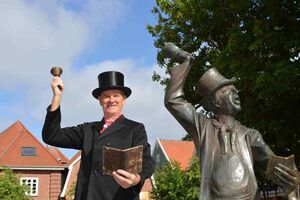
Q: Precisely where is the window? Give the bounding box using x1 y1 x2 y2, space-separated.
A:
21 147 36 156
20 177 38 196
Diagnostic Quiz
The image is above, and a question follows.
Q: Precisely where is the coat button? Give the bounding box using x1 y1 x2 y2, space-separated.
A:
106 142 110 146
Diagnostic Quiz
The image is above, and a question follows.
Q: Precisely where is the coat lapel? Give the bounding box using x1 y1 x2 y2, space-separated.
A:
94 119 104 132
95 115 126 141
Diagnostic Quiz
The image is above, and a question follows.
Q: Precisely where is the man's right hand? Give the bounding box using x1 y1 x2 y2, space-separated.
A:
50 77 64 111
51 77 64 95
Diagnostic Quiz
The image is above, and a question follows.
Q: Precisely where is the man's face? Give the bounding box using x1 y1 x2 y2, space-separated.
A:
214 85 241 116
98 89 126 118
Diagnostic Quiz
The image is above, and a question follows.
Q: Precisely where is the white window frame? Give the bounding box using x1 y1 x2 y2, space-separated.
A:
20 177 39 196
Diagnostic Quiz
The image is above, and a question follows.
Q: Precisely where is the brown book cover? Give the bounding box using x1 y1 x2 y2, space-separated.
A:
102 145 143 175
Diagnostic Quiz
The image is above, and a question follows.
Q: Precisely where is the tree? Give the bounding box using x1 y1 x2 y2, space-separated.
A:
0 168 30 200
147 0 300 163
151 158 200 200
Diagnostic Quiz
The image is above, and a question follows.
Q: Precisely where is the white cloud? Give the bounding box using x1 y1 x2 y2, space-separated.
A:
0 0 127 90
0 0 88 89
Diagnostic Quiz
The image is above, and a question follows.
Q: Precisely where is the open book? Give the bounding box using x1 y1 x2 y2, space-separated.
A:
102 145 143 175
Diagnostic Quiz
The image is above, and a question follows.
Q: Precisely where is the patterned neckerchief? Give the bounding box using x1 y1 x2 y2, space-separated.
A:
100 113 123 134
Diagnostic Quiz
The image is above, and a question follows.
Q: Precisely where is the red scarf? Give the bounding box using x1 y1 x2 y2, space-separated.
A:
100 113 122 134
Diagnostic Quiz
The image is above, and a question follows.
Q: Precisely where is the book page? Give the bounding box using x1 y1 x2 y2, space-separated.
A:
124 145 143 174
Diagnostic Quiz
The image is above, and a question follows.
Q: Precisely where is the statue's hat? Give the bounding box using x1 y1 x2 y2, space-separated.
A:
92 71 131 99
196 67 236 99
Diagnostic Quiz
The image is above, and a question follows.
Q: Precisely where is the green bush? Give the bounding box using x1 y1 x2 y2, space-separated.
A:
0 167 30 200
151 157 201 200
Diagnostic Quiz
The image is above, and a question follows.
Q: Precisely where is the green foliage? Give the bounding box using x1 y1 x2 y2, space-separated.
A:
66 181 76 199
0 167 30 200
151 158 201 200
148 0 300 162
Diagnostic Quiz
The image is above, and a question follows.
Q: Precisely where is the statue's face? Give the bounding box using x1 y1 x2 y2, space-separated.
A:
214 85 241 115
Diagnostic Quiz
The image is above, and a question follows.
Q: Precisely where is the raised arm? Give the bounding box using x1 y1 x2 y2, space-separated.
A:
163 43 201 146
42 74 84 149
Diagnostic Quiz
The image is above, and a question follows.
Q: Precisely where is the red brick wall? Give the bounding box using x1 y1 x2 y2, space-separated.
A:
50 172 62 200
15 170 63 200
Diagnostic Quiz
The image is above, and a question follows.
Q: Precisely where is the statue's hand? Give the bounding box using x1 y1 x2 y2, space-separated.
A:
161 42 193 62
274 163 300 192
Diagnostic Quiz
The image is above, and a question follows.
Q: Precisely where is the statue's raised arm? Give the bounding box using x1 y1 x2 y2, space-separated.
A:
163 42 201 151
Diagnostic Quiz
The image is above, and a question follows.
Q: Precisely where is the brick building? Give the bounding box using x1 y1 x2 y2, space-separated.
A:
0 121 68 200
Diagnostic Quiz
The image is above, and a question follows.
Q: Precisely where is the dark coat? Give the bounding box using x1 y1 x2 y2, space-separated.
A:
42 106 155 200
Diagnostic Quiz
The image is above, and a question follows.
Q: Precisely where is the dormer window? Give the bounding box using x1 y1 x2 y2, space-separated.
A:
21 147 37 156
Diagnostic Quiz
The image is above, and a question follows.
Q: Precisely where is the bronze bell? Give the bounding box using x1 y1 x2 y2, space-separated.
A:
50 66 63 77
50 66 63 91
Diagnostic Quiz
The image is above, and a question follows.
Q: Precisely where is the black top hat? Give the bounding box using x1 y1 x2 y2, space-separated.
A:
92 71 132 99
195 67 236 100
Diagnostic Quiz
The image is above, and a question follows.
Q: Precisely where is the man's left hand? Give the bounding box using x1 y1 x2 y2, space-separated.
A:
112 169 141 189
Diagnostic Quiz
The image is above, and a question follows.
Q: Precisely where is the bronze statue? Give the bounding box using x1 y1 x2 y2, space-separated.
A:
163 42 300 200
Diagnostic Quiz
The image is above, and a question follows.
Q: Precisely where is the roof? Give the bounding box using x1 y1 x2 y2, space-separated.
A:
0 121 68 169
158 139 195 170
46 146 69 165
67 150 81 165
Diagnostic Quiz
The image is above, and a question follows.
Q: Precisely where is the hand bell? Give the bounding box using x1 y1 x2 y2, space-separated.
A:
50 66 63 77
50 66 63 91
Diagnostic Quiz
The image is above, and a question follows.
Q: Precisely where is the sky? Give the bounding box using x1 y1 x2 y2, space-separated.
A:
0 0 187 158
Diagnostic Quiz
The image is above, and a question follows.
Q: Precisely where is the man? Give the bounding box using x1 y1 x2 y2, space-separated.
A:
42 71 155 200
163 43 299 200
